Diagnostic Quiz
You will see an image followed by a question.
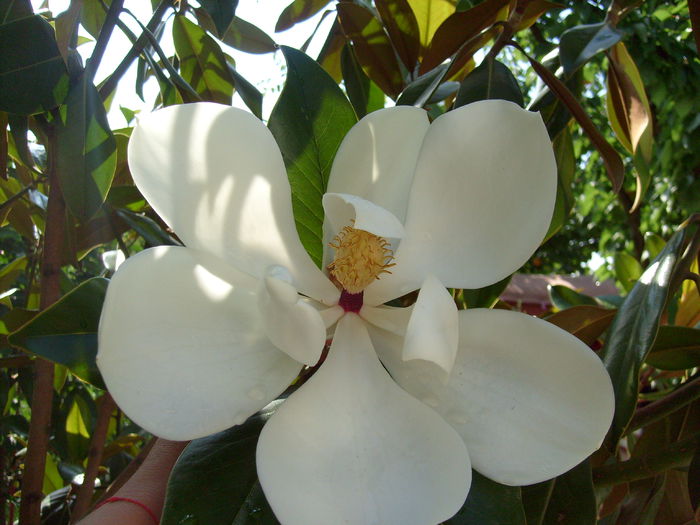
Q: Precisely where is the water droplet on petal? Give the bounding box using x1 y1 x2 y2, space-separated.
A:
247 386 265 401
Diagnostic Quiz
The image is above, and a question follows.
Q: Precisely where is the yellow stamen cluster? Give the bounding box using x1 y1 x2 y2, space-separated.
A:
328 226 395 294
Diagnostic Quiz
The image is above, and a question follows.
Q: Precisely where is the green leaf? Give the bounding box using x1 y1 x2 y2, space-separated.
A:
116 208 181 247
545 305 616 346
162 401 282 525
337 3 405 99
275 0 332 32
559 22 623 76
222 16 276 54
454 59 524 108
541 461 597 525
340 44 385 118
1 0 33 22
375 0 421 70
0 14 69 115
544 126 575 241
446 470 526 524
644 232 666 261
228 65 263 119
172 14 235 104
601 228 688 444
645 326 700 370
407 0 456 50
80 0 111 39
199 0 239 37
8 277 108 388
548 284 598 310
461 275 511 309
614 251 643 293
55 72 117 221
267 46 356 267
521 480 554 525
396 64 459 107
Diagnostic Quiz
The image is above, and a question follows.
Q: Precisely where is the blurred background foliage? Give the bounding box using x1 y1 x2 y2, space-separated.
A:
0 0 699 524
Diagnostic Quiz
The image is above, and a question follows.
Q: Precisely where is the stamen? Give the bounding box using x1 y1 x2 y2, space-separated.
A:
327 226 394 294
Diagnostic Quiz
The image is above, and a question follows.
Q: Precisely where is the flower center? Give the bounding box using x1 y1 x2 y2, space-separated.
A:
328 226 395 299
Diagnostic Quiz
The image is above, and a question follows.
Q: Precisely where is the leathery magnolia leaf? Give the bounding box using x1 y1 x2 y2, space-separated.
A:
445 470 526 524
559 22 622 76
8 278 108 388
223 16 276 54
375 0 421 70
545 305 616 346
407 0 455 50
340 44 385 119
614 251 643 293
115 208 181 247
267 46 356 267
56 73 117 221
337 3 405 99
454 59 524 108
645 326 700 370
199 0 239 37
396 64 458 107
542 461 597 525
162 401 282 525
0 14 69 115
275 0 332 32
601 228 688 444
172 15 235 104
544 126 575 240
548 284 598 310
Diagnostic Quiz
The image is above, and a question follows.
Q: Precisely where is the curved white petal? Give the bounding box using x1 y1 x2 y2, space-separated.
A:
97 246 302 441
323 193 405 238
258 266 327 366
366 100 557 304
371 308 615 486
128 102 338 304
257 314 471 525
403 274 458 378
360 304 412 336
326 106 430 224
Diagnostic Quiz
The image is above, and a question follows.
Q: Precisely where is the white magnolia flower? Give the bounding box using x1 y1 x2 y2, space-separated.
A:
97 100 615 525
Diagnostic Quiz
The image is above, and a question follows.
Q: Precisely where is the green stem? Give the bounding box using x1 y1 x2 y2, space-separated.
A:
85 0 125 82
592 433 700 487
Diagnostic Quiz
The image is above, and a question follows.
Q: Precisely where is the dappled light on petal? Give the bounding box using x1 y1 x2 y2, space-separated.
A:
97 246 302 441
128 102 338 304
366 100 557 304
372 308 614 486
256 314 471 525
258 266 327 366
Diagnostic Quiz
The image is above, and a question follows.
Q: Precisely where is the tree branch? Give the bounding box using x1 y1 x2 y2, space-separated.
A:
18 126 66 525
85 0 125 82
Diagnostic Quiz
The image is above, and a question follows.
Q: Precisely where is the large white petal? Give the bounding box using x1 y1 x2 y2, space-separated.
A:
366 100 557 304
371 308 615 486
322 193 405 239
326 106 430 223
97 246 302 441
258 266 327 366
256 314 471 525
128 102 338 304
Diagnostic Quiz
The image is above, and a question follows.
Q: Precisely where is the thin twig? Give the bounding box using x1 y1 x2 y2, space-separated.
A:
626 374 700 434
18 127 66 525
85 0 125 82
70 394 116 522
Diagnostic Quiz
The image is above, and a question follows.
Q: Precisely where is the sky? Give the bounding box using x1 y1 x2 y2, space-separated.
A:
35 0 334 125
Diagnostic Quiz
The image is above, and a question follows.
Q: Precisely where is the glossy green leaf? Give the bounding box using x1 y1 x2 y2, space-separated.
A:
645 326 700 370
337 3 405 99
396 64 459 107
614 252 643 293
162 401 282 525
521 480 555 525
340 44 385 118
116 208 181 247
0 14 69 115
267 46 356 267
199 0 239 37
461 275 511 309
645 232 666 261
454 59 524 108
64 388 93 462
1 0 33 22
172 14 234 104
56 73 117 221
375 0 421 69
545 305 616 346
446 470 526 524
601 228 688 444
544 126 575 240
542 461 597 525
80 0 111 39
275 0 332 32
420 0 509 72
559 22 622 76
548 284 598 310
8 278 108 388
